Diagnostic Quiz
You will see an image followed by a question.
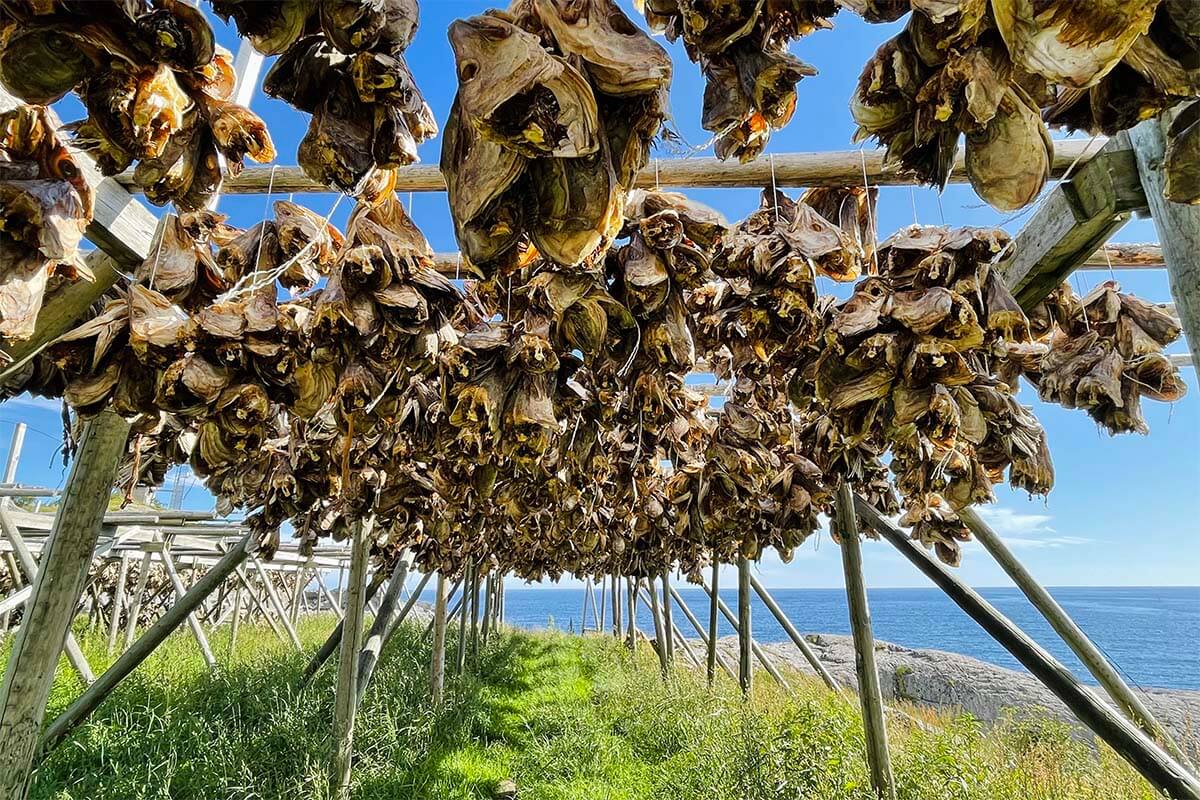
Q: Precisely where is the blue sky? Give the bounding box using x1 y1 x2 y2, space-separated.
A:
3 2 1197 589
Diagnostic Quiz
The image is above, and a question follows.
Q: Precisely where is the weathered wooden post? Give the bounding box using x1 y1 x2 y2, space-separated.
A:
837 482 896 800
469 566 481 663
481 571 494 646
611 573 621 638
40 534 255 753
660 571 674 664
456 564 471 675
122 551 154 651
698 573 789 689
0 420 25 643
0 409 127 800
229 582 244 657
647 575 670 675
250 554 303 650
626 576 637 650
302 569 389 685
157 542 217 670
430 573 449 703
707 561 719 686
961 506 1193 767
1129 114 1200 373
105 552 132 655
749 573 841 693
856 495 1200 800
330 516 371 800
737 556 752 694
355 553 411 705
668 584 738 681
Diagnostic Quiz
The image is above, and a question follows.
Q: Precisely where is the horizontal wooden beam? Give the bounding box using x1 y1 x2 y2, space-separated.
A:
113 139 1107 196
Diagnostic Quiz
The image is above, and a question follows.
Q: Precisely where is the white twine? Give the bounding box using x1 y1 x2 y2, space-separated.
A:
769 153 779 223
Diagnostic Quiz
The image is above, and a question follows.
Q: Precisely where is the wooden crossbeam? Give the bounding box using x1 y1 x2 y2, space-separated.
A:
997 134 1149 310
113 139 1107 196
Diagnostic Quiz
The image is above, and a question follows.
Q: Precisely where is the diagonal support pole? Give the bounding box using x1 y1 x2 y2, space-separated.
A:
668 584 738 682
157 544 217 671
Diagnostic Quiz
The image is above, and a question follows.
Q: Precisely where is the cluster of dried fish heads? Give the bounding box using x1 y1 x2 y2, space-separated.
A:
0 0 275 209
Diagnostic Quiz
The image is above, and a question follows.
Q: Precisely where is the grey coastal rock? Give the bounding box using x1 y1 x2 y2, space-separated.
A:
706 634 1200 758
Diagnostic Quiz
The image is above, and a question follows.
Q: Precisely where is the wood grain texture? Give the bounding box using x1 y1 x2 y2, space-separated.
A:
837 482 896 800
40 535 253 755
330 516 370 800
0 410 127 800
113 140 1107 195
1130 113 1200 374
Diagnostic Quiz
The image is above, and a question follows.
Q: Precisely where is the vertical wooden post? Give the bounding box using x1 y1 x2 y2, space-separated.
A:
580 579 591 631
481 571 494 646
0 410 129 800
105 552 132 655
960 506 1193 768
469 567 481 664
837 482 896 800
336 563 346 611
737 557 752 695
707 561 719 686
597 576 606 632
330 516 371 800
121 551 154 652
626 576 637 650
856 495 1200 800
229 582 244 657
1129 114 1200 373
647 575 670 675
430 574 448 703
749 572 842 692
40 535 254 754
289 567 305 625
456 565 470 675
611 573 621 638
661 571 674 664
668 584 738 681
698 573 790 689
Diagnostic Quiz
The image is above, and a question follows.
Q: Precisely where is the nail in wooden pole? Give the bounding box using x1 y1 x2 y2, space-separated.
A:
837 482 896 800
430 574 449 703
330 516 371 800
857 495 1200 800
0 409 126 800
40 534 254 755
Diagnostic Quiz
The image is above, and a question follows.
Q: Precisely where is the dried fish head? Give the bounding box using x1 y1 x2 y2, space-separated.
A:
135 0 216 70
449 12 600 158
321 0 419 54
965 87 1052 212
0 25 94 104
534 0 672 96
210 0 316 55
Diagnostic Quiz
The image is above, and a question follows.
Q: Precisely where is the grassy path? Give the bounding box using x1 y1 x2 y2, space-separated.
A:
2 617 1160 799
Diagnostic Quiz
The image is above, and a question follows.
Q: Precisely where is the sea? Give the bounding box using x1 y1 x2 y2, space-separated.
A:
482 586 1200 691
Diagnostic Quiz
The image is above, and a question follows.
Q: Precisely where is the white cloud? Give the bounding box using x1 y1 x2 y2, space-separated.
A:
969 506 1090 549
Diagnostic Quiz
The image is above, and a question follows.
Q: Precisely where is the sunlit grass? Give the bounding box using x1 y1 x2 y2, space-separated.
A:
0 616 1162 799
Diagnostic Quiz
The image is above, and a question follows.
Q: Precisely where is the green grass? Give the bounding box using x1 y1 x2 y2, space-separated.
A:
1 616 1162 799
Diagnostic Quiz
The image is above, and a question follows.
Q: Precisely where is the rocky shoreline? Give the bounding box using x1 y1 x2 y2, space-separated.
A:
702 633 1200 757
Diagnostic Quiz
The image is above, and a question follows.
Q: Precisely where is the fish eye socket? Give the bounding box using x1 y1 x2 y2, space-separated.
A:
460 60 479 82
609 13 637 36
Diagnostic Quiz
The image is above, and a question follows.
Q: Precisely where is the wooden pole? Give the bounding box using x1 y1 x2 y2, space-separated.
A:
580 579 591 631
302 568 388 685
0 510 95 685
379 571 432 645
229 582 244 657
638 585 700 668
121 551 154 652
0 409 126 800
749 573 842 693
697 573 790 689
626 577 637 650
39 534 254 754
232 565 287 644
960 506 1194 769
481 571 494 646
856 496 1200 800
1129 114 1200 373
668 584 738 682
469 566 481 664
250 555 303 651
647 575 670 675
707 561 719 686
456 565 470 674
597 577 606 632
430 574 448 703
661 572 674 664
104 552 132 655
611 573 621 638
289 567 305 625
355 554 410 705
0 422 26 642
836 483 896 800
330 517 371 800
158 545 217 671
737 557 752 694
